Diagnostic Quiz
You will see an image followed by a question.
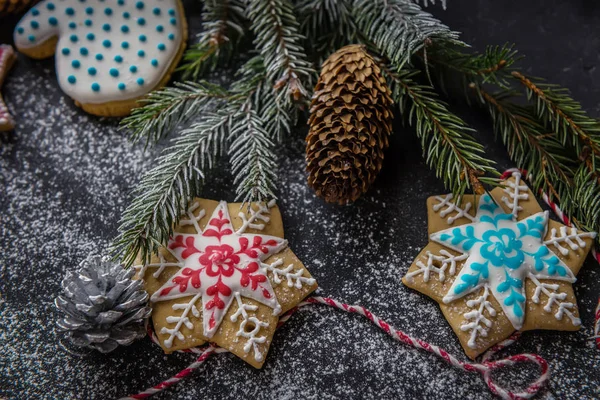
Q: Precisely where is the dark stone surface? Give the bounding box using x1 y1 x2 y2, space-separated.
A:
1 1 599 399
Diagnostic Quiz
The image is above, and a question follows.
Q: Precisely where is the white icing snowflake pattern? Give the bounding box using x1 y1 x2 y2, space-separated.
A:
150 201 286 346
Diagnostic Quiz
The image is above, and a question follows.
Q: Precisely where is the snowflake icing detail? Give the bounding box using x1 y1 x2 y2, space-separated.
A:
430 193 576 331
151 201 286 346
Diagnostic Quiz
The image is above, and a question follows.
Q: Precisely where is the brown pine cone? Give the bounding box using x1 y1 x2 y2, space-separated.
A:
306 44 393 205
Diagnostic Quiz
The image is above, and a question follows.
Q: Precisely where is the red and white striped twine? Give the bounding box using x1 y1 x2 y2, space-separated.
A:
500 168 600 348
121 296 549 400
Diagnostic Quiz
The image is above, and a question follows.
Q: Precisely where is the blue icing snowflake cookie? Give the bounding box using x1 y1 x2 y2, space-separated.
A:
14 0 187 117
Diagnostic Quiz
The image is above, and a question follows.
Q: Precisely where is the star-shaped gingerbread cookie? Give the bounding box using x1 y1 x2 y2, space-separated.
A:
135 199 318 368
403 171 597 359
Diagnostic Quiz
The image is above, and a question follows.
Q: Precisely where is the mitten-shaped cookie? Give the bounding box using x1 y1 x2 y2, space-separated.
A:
14 0 187 117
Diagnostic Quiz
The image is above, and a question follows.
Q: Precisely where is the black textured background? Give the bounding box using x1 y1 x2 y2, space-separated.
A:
1 1 600 399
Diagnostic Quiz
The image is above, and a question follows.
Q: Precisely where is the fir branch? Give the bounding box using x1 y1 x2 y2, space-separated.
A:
427 43 519 88
384 65 498 196
354 0 460 69
115 58 288 265
112 111 230 267
426 44 599 240
247 0 314 102
512 71 600 164
471 84 576 202
122 81 229 146
179 0 246 80
295 0 356 61
248 58 293 143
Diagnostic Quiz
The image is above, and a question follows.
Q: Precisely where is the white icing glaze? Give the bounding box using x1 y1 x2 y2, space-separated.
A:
544 226 597 256
460 285 497 349
405 250 468 283
230 292 269 362
235 199 277 234
500 173 529 219
14 0 184 104
432 193 475 225
261 258 316 289
133 251 181 279
528 273 581 326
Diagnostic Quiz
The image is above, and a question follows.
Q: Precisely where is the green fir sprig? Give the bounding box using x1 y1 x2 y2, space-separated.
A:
295 0 356 62
512 71 600 163
572 165 600 234
427 43 600 238
226 57 281 202
115 56 290 264
426 43 519 89
508 72 600 234
229 108 278 203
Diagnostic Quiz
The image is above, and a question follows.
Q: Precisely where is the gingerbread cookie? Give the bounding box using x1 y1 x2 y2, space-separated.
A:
403 171 597 359
135 199 318 368
13 0 187 117
0 45 16 131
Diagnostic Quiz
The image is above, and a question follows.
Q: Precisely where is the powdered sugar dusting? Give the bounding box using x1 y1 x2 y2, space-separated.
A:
2 45 600 400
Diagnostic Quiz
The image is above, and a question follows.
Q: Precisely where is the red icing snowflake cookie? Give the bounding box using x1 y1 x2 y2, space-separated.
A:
135 199 318 368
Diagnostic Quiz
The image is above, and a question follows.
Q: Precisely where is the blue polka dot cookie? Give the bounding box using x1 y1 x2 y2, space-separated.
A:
13 0 187 117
